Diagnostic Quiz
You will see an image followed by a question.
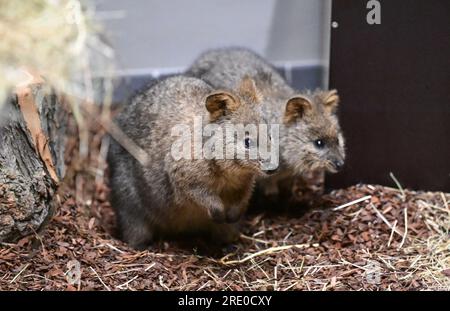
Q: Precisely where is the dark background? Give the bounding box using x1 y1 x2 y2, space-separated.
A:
327 0 450 191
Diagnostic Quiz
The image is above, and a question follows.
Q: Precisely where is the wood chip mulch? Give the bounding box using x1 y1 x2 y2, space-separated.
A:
0 127 449 291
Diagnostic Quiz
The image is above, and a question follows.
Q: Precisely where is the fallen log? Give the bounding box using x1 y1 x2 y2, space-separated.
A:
0 79 68 242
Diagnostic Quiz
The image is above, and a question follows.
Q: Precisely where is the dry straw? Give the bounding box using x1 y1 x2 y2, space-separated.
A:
0 0 114 108
0 0 121 169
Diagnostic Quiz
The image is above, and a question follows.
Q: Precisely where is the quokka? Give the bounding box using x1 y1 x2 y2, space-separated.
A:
187 48 346 198
107 75 268 249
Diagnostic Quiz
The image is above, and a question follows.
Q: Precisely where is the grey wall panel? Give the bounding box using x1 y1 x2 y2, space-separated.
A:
94 0 331 102
95 0 275 74
95 0 330 73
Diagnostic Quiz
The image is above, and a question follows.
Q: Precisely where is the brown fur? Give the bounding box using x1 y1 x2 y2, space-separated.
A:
107 75 265 249
186 48 346 198
283 95 312 124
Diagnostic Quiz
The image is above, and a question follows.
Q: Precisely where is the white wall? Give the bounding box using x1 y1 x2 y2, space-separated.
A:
266 0 327 64
94 0 331 76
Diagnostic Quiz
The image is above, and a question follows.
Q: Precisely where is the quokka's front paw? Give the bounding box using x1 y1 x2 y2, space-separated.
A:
225 205 245 223
207 204 226 223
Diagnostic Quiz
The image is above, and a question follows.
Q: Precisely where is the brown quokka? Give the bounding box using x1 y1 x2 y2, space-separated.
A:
107 75 267 249
187 48 346 198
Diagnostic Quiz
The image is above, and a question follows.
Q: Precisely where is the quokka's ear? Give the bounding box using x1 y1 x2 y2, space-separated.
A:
322 89 340 113
205 91 240 121
238 75 262 103
284 95 312 123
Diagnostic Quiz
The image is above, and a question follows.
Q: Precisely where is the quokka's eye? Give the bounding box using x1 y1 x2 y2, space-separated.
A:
245 138 251 149
314 139 325 148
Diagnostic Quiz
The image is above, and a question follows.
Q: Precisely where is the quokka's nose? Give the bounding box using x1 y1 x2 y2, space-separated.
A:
333 159 344 171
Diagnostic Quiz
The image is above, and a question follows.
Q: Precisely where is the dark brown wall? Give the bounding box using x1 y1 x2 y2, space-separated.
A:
327 0 450 192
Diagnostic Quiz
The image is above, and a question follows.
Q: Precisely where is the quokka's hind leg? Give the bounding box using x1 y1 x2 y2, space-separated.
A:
110 192 155 249
108 152 156 249
118 212 155 250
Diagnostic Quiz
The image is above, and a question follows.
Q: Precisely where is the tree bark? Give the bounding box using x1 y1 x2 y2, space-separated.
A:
0 83 67 242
